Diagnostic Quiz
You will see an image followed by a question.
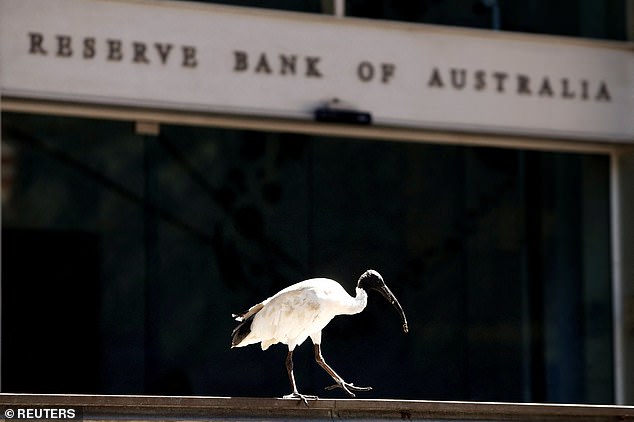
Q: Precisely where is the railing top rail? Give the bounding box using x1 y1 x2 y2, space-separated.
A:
1 394 632 421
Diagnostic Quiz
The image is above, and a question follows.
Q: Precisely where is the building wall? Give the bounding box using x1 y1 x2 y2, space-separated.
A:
1 0 632 404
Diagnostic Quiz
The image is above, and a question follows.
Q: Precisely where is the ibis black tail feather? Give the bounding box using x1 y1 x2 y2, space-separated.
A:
231 317 253 348
231 303 263 348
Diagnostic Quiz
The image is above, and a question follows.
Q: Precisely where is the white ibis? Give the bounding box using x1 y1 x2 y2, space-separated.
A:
231 269 408 404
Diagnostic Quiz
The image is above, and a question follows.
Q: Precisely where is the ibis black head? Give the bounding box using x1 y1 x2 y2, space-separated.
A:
357 269 385 291
357 270 409 334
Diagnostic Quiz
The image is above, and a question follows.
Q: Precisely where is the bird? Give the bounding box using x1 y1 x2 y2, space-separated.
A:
231 269 408 404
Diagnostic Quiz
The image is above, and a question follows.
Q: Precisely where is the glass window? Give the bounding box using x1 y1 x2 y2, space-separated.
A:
167 0 628 41
1 112 613 402
345 0 627 40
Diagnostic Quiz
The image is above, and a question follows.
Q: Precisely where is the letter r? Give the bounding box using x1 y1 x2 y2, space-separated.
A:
29 32 47 55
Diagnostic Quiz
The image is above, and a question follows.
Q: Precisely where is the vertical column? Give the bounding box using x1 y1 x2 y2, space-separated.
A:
612 148 634 404
610 1 633 405
321 0 345 17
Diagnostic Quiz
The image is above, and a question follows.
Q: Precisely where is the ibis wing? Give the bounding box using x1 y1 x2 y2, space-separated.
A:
249 287 327 349
231 279 345 350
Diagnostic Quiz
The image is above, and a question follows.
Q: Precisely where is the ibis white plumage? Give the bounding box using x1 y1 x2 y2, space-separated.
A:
231 269 408 404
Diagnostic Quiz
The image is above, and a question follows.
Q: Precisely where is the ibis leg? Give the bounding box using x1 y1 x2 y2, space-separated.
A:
313 344 372 397
282 350 317 406
286 350 299 394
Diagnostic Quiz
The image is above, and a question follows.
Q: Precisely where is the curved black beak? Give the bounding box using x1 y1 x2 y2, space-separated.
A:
377 285 409 334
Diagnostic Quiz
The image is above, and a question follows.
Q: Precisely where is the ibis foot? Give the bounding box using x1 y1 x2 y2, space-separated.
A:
325 381 372 397
283 392 318 407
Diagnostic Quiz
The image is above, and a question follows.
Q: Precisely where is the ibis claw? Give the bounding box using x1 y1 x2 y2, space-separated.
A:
325 381 372 397
283 392 318 407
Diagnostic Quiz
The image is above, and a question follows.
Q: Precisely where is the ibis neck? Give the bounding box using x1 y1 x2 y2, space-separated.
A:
345 287 368 315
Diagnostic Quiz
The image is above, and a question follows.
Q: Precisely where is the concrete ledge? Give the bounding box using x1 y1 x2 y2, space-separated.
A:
1 394 633 421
